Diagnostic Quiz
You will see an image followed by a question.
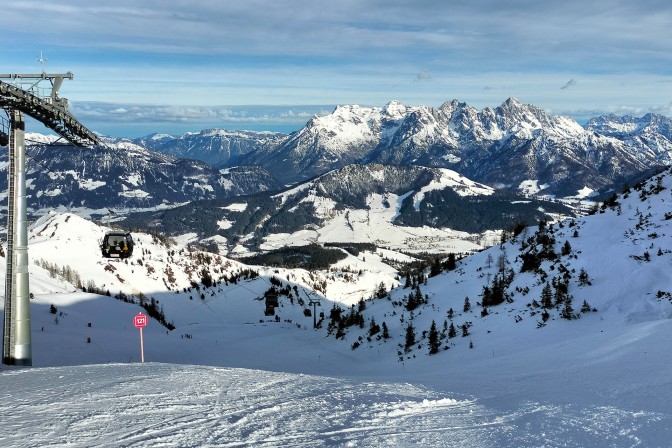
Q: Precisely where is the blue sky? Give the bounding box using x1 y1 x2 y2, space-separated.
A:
3 0 671 137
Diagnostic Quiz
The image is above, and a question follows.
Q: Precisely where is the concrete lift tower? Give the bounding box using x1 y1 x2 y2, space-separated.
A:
0 56 98 365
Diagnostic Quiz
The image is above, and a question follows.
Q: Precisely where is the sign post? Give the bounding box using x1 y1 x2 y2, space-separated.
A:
133 312 148 362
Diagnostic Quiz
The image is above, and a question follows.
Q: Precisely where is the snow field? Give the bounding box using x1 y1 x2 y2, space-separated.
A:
2 363 668 447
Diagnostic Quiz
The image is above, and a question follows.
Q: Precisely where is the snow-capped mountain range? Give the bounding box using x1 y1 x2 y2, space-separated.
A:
0 134 281 219
6 98 670 226
138 98 672 196
133 129 285 168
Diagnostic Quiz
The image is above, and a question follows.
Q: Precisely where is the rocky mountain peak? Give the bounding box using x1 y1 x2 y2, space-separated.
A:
495 97 545 128
438 99 468 116
382 100 408 118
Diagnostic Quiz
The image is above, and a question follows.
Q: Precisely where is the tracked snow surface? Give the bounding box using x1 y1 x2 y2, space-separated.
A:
3 169 672 446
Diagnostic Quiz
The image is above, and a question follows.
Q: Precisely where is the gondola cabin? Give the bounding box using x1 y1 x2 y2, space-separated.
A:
101 231 134 259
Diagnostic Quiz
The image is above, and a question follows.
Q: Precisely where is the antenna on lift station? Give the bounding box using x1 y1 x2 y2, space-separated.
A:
36 51 48 74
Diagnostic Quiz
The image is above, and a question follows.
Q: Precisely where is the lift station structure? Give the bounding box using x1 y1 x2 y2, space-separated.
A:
0 59 98 365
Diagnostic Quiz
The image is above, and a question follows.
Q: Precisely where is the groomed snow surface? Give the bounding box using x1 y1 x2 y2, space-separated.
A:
4 172 672 445
4 357 669 448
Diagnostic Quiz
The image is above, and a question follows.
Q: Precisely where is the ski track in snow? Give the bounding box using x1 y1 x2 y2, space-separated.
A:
1 363 667 447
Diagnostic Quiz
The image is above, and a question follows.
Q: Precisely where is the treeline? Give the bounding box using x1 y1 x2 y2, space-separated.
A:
323 242 377 256
395 189 571 233
241 244 348 270
115 291 175 330
35 259 83 288
263 202 321 234
122 193 324 252
35 258 175 330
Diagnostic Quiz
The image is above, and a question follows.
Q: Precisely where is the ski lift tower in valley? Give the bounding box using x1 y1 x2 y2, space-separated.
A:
0 54 99 365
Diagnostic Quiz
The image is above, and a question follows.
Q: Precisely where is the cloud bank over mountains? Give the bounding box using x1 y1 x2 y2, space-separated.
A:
4 0 671 136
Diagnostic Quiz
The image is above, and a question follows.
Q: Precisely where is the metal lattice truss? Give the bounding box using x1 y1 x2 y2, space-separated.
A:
2 67 98 365
0 79 99 147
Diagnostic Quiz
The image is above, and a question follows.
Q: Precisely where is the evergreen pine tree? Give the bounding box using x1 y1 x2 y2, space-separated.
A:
463 296 471 312
444 253 457 271
200 268 213 288
358 298 366 312
414 286 423 305
561 297 575 320
428 320 440 354
541 282 553 308
554 280 566 306
580 300 592 313
561 240 572 256
369 317 380 336
481 286 491 307
430 257 442 277
497 252 508 276
329 304 342 321
404 323 416 352
405 292 417 311
382 322 390 339
448 322 457 338
578 268 591 286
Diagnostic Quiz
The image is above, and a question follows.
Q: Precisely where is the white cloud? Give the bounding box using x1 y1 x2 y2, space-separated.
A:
415 71 432 82
66 102 334 137
4 0 670 136
650 102 672 117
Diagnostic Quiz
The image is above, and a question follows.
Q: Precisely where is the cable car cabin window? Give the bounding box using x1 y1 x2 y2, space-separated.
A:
101 231 134 259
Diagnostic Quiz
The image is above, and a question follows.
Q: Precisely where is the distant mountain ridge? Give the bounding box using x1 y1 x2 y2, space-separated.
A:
586 113 672 139
137 98 672 196
122 163 571 255
135 129 285 168
0 134 282 219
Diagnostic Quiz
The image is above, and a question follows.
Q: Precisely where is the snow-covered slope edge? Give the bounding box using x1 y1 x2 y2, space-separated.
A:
2 169 672 446
5 166 672 371
291 167 668 388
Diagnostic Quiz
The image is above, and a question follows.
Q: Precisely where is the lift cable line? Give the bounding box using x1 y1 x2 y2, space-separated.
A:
1 59 98 366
